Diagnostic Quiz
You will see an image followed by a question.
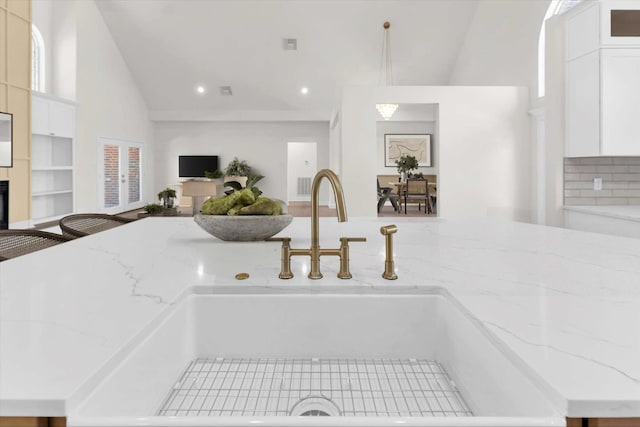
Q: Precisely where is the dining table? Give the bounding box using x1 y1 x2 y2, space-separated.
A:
389 180 437 214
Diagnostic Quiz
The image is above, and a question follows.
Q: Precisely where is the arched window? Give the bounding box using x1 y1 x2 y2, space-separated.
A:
32 24 45 92
538 0 584 97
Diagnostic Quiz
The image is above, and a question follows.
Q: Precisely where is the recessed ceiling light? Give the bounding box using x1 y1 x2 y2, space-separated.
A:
301 87 309 95
195 85 206 94
219 86 233 96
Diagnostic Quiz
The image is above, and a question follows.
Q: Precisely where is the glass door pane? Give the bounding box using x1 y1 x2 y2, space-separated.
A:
128 146 141 204
103 144 121 209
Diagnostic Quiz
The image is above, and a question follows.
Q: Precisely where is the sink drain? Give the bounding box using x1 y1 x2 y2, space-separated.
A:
289 396 341 417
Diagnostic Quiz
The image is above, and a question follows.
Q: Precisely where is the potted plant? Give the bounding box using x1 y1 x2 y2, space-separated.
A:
143 203 164 215
224 173 265 196
224 157 252 187
204 169 224 179
224 157 251 177
395 154 419 182
157 187 177 208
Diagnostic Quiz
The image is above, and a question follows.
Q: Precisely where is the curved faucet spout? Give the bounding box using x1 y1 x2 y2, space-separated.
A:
311 169 347 250
273 168 361 280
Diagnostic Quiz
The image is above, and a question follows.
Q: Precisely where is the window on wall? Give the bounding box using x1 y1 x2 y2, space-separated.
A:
538 0 584 97
32 24 45 92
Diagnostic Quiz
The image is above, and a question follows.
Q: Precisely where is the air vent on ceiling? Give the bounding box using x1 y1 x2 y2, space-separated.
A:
219 86 233 96
283 38 297 50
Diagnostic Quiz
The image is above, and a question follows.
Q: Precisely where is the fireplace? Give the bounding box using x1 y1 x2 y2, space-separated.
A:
0 180 7 229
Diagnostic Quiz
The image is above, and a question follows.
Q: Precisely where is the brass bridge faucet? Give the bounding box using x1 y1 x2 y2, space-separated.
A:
273 169 366 279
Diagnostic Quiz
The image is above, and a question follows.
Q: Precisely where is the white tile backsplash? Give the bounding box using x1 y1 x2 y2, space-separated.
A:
564 157 640 206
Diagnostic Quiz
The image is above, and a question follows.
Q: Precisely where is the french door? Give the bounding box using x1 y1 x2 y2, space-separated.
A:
99 138 144 214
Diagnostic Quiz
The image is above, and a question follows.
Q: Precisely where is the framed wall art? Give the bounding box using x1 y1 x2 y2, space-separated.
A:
384 134 431 167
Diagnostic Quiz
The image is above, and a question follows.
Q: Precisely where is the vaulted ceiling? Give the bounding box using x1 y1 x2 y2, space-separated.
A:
95 0 480 118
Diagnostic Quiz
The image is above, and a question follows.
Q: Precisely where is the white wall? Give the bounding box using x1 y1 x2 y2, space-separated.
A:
342 86 531 220
50 0 77 100
74 0 153 212
449 0 550 98
31 0 153 214
329 111 342 176
153 121 330 205
543 15 567 227
287 142 317 202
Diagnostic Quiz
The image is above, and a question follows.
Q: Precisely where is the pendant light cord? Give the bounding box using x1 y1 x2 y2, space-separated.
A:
379 21 393 86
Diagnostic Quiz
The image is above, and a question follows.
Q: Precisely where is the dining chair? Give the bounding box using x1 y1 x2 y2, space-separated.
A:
403 178 430 214
377 179 399 213
59 213 136 239
0 230 73 261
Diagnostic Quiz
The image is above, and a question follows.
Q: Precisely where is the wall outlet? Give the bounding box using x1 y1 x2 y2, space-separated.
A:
594 177 603 191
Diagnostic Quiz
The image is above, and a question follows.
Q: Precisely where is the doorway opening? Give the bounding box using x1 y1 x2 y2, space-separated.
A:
375 104 439 218
98 137 144 214
287 141 317 207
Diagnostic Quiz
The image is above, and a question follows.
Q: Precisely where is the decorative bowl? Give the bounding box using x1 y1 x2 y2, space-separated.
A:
194 213 293 241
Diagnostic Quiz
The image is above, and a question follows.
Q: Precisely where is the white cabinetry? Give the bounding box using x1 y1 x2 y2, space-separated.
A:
31 94 76 222
566 50 600 157
565 0 640 157
32 95 74 138
601 49 640 154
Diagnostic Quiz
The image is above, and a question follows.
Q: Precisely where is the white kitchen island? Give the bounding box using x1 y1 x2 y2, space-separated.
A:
1 217 639 426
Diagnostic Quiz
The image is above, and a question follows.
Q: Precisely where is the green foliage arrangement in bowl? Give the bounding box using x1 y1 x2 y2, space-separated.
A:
194 213 293 241
194 183 291 241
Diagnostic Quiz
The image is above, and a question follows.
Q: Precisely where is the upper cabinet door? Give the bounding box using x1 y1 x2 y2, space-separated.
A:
566 50 600 157
32 95 75 138
601 49 640 155
49 102 75 138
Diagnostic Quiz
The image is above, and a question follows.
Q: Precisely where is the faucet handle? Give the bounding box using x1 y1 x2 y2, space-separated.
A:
266 237 293 279
337 237 366 279
340 237 367 244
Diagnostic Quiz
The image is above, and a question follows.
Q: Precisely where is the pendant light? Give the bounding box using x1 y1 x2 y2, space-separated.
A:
376 21 398 120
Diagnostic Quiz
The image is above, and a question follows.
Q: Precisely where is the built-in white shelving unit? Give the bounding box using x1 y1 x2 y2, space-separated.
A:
31 93 76 222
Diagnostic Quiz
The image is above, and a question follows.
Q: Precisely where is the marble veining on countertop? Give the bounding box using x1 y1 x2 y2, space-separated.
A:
1 216 640 418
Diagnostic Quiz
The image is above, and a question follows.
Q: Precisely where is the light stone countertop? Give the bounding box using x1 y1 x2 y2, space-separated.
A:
1 216 640 418
564 205 640 222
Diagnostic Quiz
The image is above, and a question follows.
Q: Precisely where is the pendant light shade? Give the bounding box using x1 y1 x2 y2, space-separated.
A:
376 103 398 120
376 21 398 120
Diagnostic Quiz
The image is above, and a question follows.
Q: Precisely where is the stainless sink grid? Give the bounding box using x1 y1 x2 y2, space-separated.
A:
157 357 472 417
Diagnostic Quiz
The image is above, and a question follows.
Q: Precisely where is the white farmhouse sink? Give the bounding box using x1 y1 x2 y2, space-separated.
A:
71 291 564 426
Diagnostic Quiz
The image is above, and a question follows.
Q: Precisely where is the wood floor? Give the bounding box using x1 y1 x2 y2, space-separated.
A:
377 203 436 217
288 201 435 218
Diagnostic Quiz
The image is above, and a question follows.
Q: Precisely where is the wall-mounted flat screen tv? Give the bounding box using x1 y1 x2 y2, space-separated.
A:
179 155 219 178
